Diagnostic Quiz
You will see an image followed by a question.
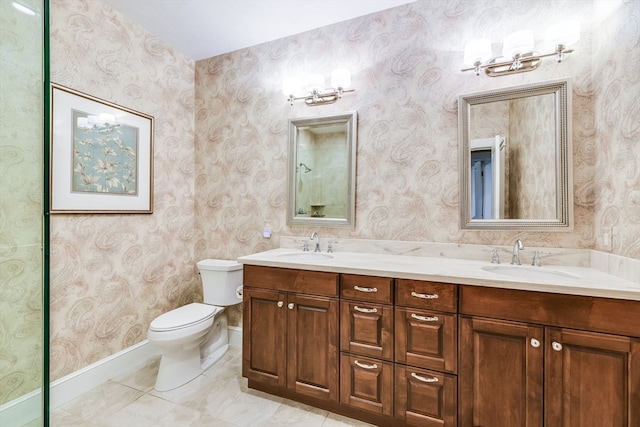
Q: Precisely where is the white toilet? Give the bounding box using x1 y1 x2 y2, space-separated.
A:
148 259 243 391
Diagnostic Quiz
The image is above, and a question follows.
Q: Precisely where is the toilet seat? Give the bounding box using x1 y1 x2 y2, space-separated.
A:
150 303 219 332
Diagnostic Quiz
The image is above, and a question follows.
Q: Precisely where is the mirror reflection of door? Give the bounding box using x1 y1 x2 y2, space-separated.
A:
470 136 505 219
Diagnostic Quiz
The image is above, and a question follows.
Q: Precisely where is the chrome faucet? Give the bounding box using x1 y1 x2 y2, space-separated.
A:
511 240 524 265
310 232 321 252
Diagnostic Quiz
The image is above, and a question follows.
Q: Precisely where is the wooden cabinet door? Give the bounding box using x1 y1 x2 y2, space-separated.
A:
545 328 640 427
395 364 457 426
340 300 394 360
242 287 287 388
340 354 393 416
459 316 544 427
287 293 339 402
395 307 457 373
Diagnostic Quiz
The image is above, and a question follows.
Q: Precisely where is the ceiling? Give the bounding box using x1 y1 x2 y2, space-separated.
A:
101 0 417 61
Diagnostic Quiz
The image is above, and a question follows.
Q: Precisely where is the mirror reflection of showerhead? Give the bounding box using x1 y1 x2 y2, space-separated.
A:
299 162 312 173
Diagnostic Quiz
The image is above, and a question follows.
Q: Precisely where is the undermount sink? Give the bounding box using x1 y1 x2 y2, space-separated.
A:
277 252 333 261
482 265 580 281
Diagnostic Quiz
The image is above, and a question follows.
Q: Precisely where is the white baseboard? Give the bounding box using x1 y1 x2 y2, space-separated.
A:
0 387 41 427
0 339 160 427
1 326 243 427
49 339 161 409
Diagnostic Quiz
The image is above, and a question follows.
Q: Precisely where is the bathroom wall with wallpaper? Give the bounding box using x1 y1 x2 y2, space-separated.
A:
50 0 196 380
591 0 640 259
194 0 639 267
46 0 639 380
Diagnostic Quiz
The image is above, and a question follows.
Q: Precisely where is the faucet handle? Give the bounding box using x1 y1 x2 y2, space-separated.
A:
531 250 551 266
327 240 338 253
490 248 500 264
295 238 310 251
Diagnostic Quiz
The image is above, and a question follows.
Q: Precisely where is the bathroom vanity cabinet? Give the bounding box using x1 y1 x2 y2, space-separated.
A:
242 267 340 403
459 286 640 427
242 264 640 426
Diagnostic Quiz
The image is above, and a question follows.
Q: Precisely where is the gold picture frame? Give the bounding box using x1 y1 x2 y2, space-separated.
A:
50 84 154 213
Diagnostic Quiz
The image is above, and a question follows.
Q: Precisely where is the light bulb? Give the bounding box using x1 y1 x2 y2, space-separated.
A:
331 68 351 89
305 73 325 93
282 77 300 97
502 29 534 58
545 20 580 49
464 38 492 65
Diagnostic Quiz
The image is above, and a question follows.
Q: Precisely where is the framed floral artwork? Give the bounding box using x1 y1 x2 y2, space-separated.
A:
50 84 154 213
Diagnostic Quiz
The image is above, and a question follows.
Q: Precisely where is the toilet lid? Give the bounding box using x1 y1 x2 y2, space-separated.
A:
150 303 218 332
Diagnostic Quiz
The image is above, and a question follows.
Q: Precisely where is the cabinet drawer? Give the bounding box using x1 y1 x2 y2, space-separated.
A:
395 364 457 426
341 274 393 303
395 307 457 373
243 265 338 296
396 279 457 312
340 354 393 417
340 301 394 360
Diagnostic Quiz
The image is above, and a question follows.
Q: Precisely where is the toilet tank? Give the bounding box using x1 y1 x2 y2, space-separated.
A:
197 259 243 306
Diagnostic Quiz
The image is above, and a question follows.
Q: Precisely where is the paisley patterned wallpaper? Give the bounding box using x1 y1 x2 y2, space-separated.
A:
50 0 196 380
44 0 640 383
591 0 640 259
194 0 638 259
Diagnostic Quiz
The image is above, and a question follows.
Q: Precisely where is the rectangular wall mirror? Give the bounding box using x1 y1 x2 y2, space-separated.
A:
287 111 357 228
459 78 573 230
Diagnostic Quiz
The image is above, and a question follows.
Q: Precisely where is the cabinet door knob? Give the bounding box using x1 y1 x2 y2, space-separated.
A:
288 303 294 309
354 360 378 370
411 313 439 322
552 341 563 351
411 372 439 383
530 338 541 348
411 291 439 299
354 285 378 293
354 306 378 314
277 301 284 308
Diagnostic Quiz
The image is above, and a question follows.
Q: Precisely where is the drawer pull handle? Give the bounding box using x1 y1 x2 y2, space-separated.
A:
354 306 378 314
288 303 294 309
411 372 439 383
411 291 439 299
354 360 378 370
530 338 541 348
411 313 439 322
354 286 378 293
552 341 563 351
277 301 284 308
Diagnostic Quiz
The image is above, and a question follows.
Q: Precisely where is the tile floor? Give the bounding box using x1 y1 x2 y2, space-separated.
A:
37 346 375 427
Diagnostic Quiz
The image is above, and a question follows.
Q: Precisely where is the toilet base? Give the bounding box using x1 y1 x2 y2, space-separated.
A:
153 311 229 392
154 344 203 392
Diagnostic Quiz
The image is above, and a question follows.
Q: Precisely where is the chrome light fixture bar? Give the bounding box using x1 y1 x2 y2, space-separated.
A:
284 69 355 106
461 21 580 77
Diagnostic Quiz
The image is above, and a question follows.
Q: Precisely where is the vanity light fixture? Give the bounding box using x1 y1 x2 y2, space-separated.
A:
461 20 580 77
284 69 355 106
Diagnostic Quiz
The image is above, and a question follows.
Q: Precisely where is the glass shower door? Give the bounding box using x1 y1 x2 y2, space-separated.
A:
0 0 47 426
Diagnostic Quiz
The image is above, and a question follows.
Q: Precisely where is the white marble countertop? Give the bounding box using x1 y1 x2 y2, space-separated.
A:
238 247 640 301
